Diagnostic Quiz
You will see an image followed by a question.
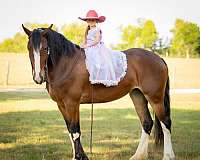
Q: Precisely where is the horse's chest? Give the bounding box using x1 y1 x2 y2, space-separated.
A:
48 86 59 102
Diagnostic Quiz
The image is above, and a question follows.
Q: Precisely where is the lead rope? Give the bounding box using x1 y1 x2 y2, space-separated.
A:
90 85 94 154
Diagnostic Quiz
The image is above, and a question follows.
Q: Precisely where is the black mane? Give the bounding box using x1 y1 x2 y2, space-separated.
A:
44 28 83 65
33 28 83 66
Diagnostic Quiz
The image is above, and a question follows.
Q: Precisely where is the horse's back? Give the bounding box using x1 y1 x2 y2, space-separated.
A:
123 48 167 73
123 48 165 65
123 48 168 94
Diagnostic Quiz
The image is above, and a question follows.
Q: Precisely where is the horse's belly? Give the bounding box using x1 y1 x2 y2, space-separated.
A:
80 83 131 104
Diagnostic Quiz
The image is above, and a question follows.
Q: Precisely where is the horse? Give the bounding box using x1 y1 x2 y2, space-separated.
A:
22 24 175 160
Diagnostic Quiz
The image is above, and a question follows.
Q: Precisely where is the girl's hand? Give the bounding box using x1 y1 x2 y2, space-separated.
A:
81 43 88 48
83 44 88 48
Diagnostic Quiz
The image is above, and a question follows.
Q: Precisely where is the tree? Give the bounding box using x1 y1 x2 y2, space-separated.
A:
153 37 170 56
170 19 200 58
138 20 158 50
23 23 57 31
0 23 58 53
114 19 158 51
0 33 27 53
61 22 86 45
196 37 200 55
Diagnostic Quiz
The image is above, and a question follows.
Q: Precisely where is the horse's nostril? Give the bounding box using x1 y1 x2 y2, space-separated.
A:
33 72 44 84
34 79 40 84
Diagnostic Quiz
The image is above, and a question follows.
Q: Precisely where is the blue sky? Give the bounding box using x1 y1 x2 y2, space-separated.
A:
0 0 199 45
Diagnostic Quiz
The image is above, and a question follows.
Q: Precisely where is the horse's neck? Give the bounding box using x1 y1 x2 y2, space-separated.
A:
47 51 82 86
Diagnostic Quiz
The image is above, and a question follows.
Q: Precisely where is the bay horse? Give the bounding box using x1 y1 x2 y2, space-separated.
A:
22 24 175 160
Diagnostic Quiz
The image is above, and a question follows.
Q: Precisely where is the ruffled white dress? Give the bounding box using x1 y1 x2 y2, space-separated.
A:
85 27 127 87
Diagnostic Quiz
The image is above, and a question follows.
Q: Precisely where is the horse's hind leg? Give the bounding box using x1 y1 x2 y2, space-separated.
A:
150 101 175 160
147 87 175 160
129 89 153 160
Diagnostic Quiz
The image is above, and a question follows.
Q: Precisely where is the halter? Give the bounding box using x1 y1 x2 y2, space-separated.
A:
43 45 50 83
44 51 49 83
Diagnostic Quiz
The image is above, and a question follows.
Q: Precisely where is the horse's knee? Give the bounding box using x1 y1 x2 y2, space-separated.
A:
152 103 171 130
142 119 153 135
65 120 81 139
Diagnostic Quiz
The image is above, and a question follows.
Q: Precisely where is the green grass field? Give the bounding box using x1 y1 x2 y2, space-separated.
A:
0 91 200 160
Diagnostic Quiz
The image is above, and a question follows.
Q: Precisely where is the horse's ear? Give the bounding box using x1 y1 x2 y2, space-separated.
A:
42 24 53 36
48 24 53 29
22 24 32 36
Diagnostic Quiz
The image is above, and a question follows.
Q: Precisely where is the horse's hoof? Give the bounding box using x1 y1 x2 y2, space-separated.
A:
82 155 89 160
130 154 147 160
75 153 89 160
163 155 175 160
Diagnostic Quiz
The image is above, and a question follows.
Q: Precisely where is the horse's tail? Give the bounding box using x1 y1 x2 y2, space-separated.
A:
154 75 170 146
154 114 164 146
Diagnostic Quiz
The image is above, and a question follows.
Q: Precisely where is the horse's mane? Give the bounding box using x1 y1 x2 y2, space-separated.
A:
36 28 83 65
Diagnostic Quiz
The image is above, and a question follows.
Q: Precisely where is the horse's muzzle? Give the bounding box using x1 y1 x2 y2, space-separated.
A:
33 71 45 84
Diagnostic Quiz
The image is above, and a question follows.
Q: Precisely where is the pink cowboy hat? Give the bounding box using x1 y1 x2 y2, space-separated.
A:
79 10 106 23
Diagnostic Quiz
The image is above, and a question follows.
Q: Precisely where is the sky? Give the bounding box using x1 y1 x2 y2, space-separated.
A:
0 0 199 45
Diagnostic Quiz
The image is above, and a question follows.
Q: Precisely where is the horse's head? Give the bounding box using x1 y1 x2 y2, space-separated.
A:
22 24 53 84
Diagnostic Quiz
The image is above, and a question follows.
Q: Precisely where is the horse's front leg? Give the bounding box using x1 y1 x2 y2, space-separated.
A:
57 99 89 160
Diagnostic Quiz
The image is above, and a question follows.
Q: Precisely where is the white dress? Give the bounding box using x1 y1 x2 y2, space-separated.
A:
85 27 127 87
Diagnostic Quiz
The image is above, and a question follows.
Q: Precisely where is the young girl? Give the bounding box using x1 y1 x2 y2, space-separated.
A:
79 10 127 87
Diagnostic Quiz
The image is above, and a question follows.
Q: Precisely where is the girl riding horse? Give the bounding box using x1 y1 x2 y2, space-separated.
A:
79 10 127 87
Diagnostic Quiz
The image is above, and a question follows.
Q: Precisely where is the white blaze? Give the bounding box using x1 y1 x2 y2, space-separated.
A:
33 49 41 82
161 122 175 160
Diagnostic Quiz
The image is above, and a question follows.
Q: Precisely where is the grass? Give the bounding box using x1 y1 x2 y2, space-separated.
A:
0 91 200 160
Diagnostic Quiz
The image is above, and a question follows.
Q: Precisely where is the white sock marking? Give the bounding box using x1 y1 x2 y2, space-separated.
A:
130 128 149 160
73 132 80 141
161 122 175 160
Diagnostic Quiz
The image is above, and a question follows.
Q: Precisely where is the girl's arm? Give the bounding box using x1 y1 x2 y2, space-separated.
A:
81 38 87 48
82 29 101 48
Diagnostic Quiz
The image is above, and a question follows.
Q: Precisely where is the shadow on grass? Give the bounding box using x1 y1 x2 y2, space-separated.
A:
0 91 49 102
0 108 199 160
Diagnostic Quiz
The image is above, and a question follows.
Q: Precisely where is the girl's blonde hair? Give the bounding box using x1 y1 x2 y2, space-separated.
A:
84 25 90 40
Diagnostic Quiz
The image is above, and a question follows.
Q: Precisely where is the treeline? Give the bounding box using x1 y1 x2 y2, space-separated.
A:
112 18 200 58
0 19 200 58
